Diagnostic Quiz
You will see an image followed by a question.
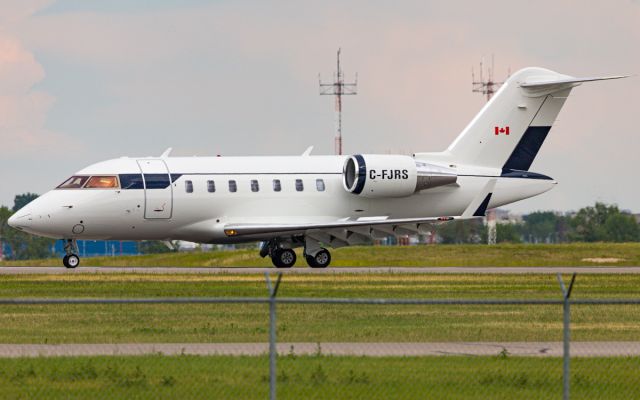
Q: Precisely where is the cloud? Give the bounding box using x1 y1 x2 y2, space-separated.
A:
1 0 638 211
0 1 73 155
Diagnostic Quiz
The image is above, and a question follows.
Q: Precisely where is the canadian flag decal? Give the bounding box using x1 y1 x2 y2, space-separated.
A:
494 126 510 135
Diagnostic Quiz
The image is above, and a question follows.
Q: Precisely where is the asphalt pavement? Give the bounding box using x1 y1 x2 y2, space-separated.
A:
0 342 637 358
1 266 639 274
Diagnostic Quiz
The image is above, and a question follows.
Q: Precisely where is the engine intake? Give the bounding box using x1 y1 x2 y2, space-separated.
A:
343 154 457 198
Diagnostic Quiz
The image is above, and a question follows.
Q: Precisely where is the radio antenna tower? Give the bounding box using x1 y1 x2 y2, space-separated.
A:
319 48 358 155
472 54 505 102
471 55 508 245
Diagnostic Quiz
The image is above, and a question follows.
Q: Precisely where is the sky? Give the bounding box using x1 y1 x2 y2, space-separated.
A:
0 0 638 213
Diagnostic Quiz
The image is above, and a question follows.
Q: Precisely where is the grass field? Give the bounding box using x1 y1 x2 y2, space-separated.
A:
0 273 639 343
2 243 640 267
1 246 639 398
0 354 637 399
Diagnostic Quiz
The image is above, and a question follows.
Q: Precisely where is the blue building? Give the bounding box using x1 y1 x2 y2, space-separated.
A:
1 240 140 259
53 240 140 257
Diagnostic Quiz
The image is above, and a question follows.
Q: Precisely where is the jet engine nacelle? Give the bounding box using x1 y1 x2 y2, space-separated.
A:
343 154 457 198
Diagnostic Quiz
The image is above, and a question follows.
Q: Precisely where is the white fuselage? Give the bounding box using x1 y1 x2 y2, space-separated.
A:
9 155 555 243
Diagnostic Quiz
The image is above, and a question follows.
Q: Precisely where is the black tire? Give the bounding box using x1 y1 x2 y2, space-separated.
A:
65 254 80 269
305 254 318 268
62 255 69 268
272 248 296 268
310 249 331 268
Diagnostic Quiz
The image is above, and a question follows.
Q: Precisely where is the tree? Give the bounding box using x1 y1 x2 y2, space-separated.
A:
569 202 639 242
496 223 522 243
0 195 56 260
12 193 39 212
436 220 484 244
604 213 640 242
522 211 564 243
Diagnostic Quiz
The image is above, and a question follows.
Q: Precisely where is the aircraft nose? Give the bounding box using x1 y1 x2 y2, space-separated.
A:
7 212 31 230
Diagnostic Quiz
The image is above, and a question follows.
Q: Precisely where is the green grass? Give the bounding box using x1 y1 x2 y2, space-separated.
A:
2 243 640 267
0 354 637 399
0 274 639 343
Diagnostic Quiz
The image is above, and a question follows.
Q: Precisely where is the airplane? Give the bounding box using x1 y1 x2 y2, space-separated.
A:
7 67 625 268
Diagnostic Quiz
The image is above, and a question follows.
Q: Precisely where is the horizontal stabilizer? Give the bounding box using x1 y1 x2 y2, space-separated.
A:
520 74 629 97
520 75 629 88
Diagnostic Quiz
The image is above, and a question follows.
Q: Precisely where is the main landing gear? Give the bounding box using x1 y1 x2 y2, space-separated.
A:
62 239 80 268
272 248 297 268
260 240 332 269
305 248 331 268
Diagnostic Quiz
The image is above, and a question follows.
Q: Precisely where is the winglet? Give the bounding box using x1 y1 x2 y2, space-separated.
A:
461 179 497 219
301 146 314 156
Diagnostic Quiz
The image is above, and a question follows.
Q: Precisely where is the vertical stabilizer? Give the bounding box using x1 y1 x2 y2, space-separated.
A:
445 67 577 171
420 68 626 172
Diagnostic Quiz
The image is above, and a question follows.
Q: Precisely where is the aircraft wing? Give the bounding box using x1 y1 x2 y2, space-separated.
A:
223 179 496 242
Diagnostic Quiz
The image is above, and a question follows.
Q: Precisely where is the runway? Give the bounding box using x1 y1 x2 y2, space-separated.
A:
0 342 638 358
1 266 640 274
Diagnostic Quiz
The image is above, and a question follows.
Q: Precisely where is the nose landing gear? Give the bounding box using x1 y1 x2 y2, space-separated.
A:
62 239 80 269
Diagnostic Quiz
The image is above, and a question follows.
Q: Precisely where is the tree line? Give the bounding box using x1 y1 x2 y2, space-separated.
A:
436 202 639 244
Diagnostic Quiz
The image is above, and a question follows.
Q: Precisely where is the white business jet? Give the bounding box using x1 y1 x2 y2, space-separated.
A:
8 67 624 268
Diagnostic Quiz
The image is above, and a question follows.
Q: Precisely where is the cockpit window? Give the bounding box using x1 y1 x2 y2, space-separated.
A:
85 176 119 189
57 176 89 189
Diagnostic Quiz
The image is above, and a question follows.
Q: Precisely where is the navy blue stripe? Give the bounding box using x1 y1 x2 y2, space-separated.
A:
474 193 493 217
352 154 367 195
502 126 551 172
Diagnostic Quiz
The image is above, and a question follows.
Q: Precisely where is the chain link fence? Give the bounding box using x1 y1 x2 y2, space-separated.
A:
0 273 639 399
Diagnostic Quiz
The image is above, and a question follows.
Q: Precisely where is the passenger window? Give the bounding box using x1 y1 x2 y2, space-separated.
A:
251 180 259 192
144 174 171 189
316 179 325 192
85 176 119 189
295 179 304 192
185 180 193 193
273 179 281 192
57 176 89 189
229 180 237 193
119 174 144 189
207 180 216 193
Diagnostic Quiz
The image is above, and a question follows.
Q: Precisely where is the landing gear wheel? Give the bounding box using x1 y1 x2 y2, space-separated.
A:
306 248 331 268
272 248 296 268
63 254 80 269
305 254 318 268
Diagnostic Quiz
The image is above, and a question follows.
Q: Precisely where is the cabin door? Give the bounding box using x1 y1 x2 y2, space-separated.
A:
137 159 173 219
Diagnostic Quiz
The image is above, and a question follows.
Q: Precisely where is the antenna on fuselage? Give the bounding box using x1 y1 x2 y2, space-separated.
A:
160 148 173 158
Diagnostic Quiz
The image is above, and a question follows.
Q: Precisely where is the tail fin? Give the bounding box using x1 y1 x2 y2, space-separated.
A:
429 67 626 171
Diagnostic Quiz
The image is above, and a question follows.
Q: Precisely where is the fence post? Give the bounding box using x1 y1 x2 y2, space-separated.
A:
265 273 283 400
557 273 576 400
